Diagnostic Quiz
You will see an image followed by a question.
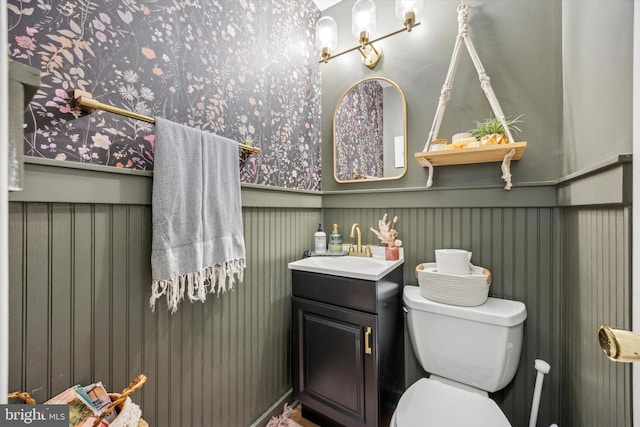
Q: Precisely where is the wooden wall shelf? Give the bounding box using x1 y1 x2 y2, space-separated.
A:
414 141 527 167
419 3 526 191
414 141 527 190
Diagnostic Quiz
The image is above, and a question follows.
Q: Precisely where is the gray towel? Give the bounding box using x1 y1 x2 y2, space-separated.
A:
150 117 246 313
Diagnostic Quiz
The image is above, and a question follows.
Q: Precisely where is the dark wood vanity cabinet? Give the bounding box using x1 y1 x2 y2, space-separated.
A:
292 267 404 427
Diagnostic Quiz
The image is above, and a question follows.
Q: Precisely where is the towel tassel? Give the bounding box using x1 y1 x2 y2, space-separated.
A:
149 258 246 313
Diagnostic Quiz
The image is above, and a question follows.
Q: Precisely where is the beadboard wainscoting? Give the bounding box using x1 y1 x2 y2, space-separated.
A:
8 202 321 427
322 158 631 427
7 157 632 427
561 207 632 427
324 206 562 427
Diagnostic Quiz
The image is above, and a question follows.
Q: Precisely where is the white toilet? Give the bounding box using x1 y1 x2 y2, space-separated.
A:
392 286 527 427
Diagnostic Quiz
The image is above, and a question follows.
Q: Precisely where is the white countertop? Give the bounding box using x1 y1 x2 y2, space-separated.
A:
288 246 404 281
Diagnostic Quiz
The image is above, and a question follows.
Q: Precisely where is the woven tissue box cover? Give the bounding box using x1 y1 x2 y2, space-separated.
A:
415 262 491 306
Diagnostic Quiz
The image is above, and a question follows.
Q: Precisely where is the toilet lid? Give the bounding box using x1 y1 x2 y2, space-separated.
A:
394 378 511 427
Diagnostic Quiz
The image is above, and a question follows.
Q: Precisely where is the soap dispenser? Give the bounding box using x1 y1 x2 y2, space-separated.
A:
314 224 326 254
328 223 343 254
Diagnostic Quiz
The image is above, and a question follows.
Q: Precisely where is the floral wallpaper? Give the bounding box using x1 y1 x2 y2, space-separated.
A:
334 79 384 181
8 0 322 190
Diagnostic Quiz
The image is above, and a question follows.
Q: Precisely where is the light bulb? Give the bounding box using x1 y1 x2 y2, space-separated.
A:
395 0 423 29
351 0 376 42
316 16 337 51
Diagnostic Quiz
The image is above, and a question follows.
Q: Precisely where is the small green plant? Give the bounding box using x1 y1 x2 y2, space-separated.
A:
470 114 524 139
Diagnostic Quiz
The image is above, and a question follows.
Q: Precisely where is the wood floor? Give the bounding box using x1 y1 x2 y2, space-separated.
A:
289 404 321 427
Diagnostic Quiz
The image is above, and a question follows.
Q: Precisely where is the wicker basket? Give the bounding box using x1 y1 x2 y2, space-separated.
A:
8 374 148 427
415 262 492 306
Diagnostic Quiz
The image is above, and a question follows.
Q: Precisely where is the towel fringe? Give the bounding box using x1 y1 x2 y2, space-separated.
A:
149 258 246 313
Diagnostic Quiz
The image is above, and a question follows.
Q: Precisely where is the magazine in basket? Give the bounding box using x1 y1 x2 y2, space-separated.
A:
45 382 115 427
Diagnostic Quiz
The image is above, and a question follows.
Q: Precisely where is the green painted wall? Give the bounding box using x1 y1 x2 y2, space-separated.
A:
7 157 632 427
324 206 561 427
324 200 632 427
562 0 634 175
320 0 564 192
8 201 321 426
6 1 634 426
561 207 632 426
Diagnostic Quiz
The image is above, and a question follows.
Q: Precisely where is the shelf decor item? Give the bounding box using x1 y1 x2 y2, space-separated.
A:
370 214 402 260
470 114 524 146
414 1 527 190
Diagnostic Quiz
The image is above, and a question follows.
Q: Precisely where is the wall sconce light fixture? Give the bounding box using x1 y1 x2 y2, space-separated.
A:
316 0 423 69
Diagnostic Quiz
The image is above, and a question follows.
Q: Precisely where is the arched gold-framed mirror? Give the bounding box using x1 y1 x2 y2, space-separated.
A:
333 77 407 183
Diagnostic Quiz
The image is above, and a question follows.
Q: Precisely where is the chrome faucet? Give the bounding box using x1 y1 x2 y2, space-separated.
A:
349 223 372 257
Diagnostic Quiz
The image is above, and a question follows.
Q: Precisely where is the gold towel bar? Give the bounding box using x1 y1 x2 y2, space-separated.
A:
72 89 261 154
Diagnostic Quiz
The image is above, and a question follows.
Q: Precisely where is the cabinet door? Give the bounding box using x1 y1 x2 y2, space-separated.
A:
293 297 377 427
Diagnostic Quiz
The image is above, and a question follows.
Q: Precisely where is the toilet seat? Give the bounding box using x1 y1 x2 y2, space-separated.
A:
393 378 511 427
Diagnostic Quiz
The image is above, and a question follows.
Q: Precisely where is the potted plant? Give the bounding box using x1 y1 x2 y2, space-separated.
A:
469 114 524 145
371 213 402 260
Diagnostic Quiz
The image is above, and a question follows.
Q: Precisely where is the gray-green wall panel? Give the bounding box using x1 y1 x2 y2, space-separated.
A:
8 202 321 427
561 207 631 427
325 203 631 427
321 0 564 191
561 0 633 175
8 199 633 427
324 206 561 427
72 205 93 384
7 160 633 427
8 203 25 396
93 205 111 388
24 204 49 399
111 205 130 391
50 204 73 395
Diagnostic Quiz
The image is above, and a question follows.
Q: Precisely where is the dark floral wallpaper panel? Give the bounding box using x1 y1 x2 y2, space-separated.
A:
334 80 384 181
8 0 322 190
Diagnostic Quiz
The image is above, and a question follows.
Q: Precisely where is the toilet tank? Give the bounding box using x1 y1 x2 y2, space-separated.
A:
403 286 527 393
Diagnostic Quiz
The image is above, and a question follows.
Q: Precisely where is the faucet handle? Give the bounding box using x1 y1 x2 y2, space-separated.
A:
365 245 373 257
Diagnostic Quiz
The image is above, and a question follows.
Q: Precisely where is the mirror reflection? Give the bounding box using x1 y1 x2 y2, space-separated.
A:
333 77 407 183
